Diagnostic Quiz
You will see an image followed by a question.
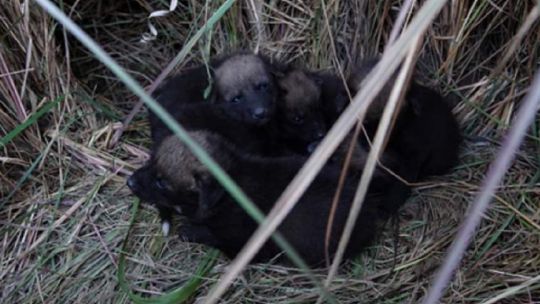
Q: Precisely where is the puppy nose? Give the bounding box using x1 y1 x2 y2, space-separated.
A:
127 175 138 191
252 107 268 120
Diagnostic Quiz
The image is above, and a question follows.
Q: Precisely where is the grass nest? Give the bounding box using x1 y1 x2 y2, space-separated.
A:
1 0 539 303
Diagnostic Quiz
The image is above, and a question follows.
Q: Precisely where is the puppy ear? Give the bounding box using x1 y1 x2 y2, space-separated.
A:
195 179 225 220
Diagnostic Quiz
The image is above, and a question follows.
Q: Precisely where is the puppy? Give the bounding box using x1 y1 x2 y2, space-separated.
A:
136 131 411 266
272 69 327 154
348 58 461 181
126 132 218 236
149 51 279 146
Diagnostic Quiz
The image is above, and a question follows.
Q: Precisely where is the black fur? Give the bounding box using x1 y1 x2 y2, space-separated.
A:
317 72 350 127
375 83 462 180
348 58 462 181
155 103 271 154
156 132 412 266
149 51 280 147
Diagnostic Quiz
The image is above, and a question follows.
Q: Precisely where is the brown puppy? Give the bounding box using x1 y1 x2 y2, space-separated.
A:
149 51 279 146
128 131 411 266
126 132 223 236
273 69 327 154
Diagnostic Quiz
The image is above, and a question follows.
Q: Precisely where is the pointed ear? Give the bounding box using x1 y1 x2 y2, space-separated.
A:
195 179 225 220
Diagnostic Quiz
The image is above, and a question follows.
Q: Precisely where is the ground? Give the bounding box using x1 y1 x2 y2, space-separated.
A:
1 1 539 303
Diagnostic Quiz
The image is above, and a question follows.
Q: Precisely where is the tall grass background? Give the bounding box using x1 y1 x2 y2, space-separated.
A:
1 0 539 303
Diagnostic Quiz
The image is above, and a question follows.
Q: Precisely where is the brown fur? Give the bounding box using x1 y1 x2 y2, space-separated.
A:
271 69 327 153
154 132 232 193
214 54 272 102
278 70 321 110
149 52 278 147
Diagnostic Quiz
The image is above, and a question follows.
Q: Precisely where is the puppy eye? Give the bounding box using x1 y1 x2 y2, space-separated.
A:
155 178 169 190
256 82 269 91
230 95 243 104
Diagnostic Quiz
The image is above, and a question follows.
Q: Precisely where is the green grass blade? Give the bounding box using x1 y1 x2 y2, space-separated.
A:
33 0 333 301
117 198 220 304
0 96 62 149
33 0 264 250
1 152 44 206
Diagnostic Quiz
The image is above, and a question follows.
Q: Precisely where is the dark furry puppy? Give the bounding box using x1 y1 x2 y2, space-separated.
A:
149 51 279 146
272 69 327 154
140 131 410 266
273 69 356 154
348 58 461 181
127 163 197 236
127 130 222 236
131 101 274 236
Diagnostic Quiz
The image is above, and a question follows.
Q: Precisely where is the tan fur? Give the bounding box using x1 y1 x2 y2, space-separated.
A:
278 70 321 109
214 54 270 100
154 132 227 191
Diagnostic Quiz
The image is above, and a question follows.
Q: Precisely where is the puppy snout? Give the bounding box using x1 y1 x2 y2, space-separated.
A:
251 107 268 120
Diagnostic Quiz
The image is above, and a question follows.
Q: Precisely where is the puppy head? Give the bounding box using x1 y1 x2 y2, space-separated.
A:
276 69 327 153
127 132 230 217
127 161 200 216
212 53 277 125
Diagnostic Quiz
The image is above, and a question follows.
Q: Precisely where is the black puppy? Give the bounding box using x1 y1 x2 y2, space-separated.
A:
348 58 461 181
132 131 410 266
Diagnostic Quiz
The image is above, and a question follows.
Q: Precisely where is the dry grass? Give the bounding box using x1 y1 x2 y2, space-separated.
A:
1 0 539 303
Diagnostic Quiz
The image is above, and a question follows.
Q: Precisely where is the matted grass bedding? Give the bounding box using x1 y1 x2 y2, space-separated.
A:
1 1 539 303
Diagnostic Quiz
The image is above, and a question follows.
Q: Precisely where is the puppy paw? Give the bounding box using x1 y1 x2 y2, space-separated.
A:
161 220 171 237
178 225 218 246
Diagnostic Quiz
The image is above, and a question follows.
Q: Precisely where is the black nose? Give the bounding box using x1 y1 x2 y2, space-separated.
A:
127 175 138 192
316 131 325 140
251 107 268 120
